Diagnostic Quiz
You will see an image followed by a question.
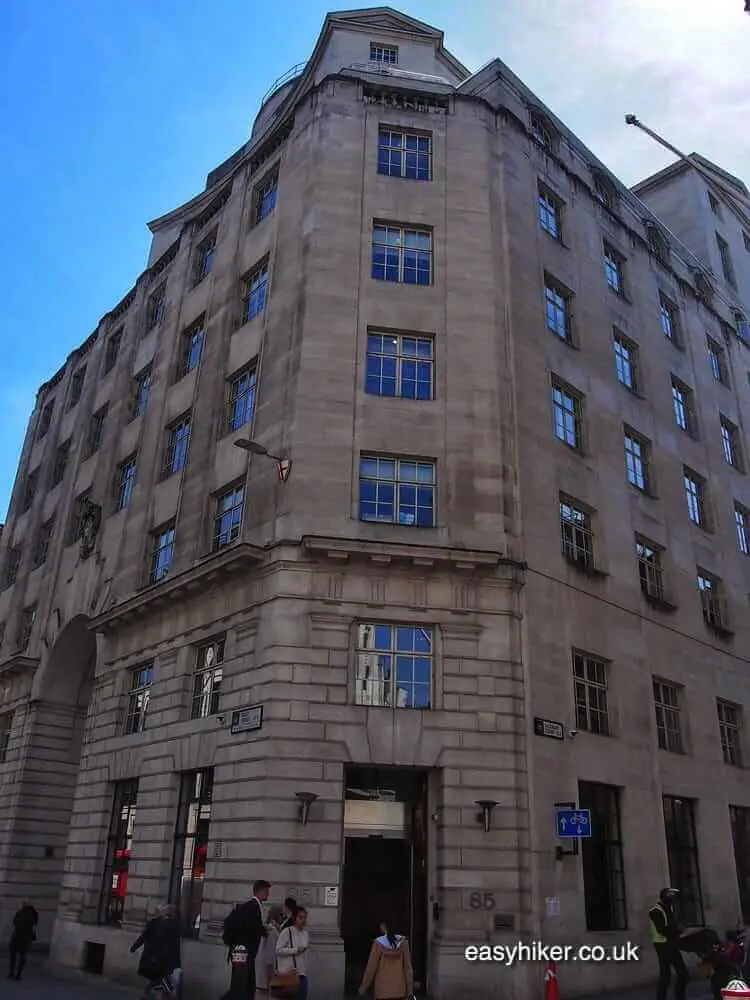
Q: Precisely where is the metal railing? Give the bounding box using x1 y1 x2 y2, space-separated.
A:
260 62 306 106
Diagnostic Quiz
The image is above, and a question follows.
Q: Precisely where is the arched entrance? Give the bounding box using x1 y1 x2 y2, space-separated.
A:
5 615 96 942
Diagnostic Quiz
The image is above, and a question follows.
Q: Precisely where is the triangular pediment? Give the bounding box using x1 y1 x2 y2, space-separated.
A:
329 7 441 39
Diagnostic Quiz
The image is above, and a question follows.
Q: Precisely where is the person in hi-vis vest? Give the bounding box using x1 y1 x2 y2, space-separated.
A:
649 888 688 1000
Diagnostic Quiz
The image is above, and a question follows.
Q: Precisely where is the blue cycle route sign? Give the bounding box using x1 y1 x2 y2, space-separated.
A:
556 808 592 839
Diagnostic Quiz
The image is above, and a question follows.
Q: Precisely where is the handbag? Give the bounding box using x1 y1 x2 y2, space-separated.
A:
269 963 299 998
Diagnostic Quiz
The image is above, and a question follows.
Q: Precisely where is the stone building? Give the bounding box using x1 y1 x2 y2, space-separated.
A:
1 7 750 998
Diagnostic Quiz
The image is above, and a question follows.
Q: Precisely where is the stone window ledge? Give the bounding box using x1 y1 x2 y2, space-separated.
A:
0 653 39 679
302 534 523 574
90 542 265 633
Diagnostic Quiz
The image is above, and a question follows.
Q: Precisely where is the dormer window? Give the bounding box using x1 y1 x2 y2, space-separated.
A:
593 172 617 211
370 42 398 65
529 111 555 151
645 222 670 265
694 271 714 306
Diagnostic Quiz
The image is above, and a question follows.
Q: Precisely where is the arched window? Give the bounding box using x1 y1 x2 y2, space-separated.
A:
592 171 617 211
645 222 670 265
694 271 714 306
529 110 557 152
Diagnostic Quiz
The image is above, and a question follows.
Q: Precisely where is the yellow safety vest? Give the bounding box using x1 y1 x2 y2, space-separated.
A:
649 902 668 944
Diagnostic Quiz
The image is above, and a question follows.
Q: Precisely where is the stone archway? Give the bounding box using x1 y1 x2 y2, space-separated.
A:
4 615 97 942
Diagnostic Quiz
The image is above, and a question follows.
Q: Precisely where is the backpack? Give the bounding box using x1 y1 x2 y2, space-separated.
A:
223 905 242 948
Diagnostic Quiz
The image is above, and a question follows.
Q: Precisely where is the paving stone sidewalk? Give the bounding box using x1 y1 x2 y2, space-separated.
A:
0 960 720 1000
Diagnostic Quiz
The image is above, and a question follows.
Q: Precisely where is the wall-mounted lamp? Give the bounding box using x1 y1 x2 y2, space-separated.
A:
475 800 498 833
296 791 318 826
234 438 292 482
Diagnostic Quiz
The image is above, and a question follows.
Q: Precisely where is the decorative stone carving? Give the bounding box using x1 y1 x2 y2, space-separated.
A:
78 499 102 560
363 87 449 114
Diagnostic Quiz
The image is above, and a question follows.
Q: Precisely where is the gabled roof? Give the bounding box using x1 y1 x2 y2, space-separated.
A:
147 7 468 234
325 7 469 78
328 7 442 38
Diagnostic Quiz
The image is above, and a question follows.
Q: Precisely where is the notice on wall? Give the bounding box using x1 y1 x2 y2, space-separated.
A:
545 896 561 917
324 886 339 907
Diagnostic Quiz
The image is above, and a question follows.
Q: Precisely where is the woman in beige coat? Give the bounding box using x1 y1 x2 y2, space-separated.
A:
255 904 284 998
359 921 414 1000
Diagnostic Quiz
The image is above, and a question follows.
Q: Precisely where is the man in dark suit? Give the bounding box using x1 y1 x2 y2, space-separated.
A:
7 901 38 981
225 879 271 999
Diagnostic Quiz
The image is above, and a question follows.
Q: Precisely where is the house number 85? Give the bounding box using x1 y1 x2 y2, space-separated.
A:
469 892 495 910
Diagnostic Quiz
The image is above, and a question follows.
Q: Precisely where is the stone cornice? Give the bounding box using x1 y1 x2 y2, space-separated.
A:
301 535 522 573
0 654 39 679
89 543 266 633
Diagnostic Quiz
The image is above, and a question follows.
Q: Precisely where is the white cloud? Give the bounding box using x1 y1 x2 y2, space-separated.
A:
438 0 750 185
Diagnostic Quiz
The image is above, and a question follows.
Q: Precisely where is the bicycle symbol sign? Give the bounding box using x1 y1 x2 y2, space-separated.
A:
556 808 592 839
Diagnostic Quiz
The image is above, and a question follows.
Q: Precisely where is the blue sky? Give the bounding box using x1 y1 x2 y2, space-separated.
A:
1 0 747 518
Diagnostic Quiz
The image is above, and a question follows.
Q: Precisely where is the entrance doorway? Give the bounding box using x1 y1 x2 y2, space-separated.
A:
341 766 428 996
3 615 96 937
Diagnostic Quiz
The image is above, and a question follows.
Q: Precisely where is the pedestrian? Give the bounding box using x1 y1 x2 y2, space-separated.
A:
648 887 688 1000
256 904 284 999
274 906 309 1000
280 897 297 931
7 901 38 981
358 920 414 1000
222 879 271 999
130 903 182 998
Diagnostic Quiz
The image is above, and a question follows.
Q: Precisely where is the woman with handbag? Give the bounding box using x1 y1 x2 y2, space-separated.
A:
358 921 414 1000
272 906 309 999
